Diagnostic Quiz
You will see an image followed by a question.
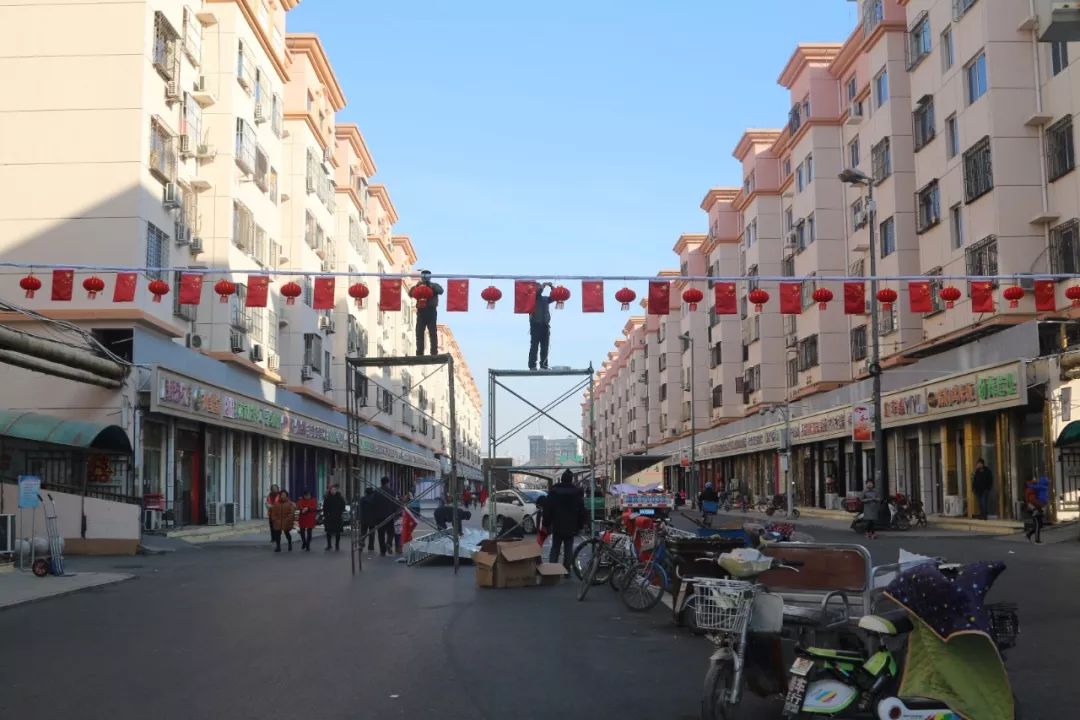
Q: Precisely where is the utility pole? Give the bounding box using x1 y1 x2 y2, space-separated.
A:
681 332 696 498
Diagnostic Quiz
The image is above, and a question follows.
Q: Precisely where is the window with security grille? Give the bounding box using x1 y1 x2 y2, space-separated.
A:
907 13 931 69
231 284 251 332
926 267 945 314
235 118 255 173
849 137 860 168
851 197 867 231
871 137 891 183
1046 115 1075 182
913 96 935 151
1052 41 1069 76
879 216 896 257
850 326 867 361
916 180 941 233
173 271 197 321
149 117 176 183
965 235 999 287
802 276 816 309
304 334 323 374
878 303 898 335
963 136 993 202
1050 219 1080 275
787 357 799 388
146 223 169 280
798 334 819 371
153 12 178 80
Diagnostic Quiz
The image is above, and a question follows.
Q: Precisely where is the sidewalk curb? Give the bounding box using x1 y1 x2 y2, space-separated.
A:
0 573 135 612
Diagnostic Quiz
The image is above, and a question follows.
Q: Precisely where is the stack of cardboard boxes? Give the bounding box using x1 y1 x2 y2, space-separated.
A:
473 539 568 588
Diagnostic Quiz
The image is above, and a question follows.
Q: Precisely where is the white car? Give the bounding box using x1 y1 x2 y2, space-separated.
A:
482 489 544 534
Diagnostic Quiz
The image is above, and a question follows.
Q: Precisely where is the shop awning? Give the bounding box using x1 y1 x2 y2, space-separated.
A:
0 410 132 453
1057 420 1080 446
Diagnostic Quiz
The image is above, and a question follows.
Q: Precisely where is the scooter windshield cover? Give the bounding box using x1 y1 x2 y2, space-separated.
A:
885 561 1004 640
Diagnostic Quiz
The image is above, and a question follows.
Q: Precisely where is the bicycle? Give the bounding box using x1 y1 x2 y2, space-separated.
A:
574 521 636 601
618 522 686 612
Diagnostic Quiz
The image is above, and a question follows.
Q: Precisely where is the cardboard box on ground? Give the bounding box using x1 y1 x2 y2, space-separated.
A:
473 539 568 588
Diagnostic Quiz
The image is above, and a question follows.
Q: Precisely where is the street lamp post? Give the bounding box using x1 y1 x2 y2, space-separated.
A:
761 403 793 514
681 332 696 497
839 168 887 506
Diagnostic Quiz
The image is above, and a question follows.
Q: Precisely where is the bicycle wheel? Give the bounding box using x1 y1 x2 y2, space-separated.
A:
577 549 600 601
620 561 667 611
701 659 735 720
573 539 615 585
571 538 599 581
791 508 801 519
609 558 631 590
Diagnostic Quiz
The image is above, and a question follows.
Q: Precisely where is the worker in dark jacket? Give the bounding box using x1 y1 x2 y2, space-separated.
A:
528 282 555 371
542 469 586 569
411 269 444 356
322 484 347 552
358 487 376 552
372 477 399 556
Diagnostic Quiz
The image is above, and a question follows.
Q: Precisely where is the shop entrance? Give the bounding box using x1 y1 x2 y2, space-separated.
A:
930 442 944 513
173 428 201 526
906 438 921 507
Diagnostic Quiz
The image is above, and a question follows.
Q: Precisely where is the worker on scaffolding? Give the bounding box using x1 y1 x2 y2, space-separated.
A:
411 269 444 356
528 281 555 371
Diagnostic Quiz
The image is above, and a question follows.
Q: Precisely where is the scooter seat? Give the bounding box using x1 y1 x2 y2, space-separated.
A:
857 609 913 636
782 604 839 626
800 646 865 662
899 697 951 711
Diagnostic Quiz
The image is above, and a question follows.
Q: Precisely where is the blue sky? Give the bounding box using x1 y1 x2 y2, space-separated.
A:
289 0 858 460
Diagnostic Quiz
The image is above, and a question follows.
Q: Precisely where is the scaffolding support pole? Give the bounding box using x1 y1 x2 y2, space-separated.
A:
487 370 497 540
588 366 596 535
447 355 460 573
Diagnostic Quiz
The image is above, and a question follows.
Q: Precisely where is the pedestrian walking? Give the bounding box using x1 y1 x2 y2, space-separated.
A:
542 469 586 570
359 487 376 552
373 477 399 556
463 487 472 509
528 281 556 370
860 480 880 540
972 459 993 519
1023 478 1045 544
479 487 488 508
322 483 346 551
411 269 444 356
265 484 281 542
269 491 296 552
296 489 317 551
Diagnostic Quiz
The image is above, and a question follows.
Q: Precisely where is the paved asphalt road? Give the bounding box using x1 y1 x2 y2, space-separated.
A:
0 518 1076 719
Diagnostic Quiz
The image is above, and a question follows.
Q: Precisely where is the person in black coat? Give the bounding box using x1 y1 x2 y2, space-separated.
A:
358 487 376 551
372 477 399 556
542 469 586 569
322 484 347 551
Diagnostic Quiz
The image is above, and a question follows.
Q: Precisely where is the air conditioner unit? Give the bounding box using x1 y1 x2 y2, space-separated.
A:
854 209 868 227
163 182 181 209
0 514 14 553
325 320 336 334
189 236 204 254
786 229 799 247
318 315 331 331
178 134 193 157
205 502 224 526
175 223 191 245
323 378 333 392
306 176 316 193
230 332 245 354
250 343 264 362
785 333 798 348
846 101 864 124
186 333 203 349
196 143 216 160
301 364 314 381
165 79 181 102
143 508 162 531
267 352 280 371
223 502 237 524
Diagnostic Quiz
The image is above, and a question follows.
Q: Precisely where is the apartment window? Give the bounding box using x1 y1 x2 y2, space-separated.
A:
745 219 757 247
182 93 202 146
795 163 804 192
863 0 884 35
802 95 811 121
268 169 279 204
805 153 813 184
801 275 816 309
950 204 964 249
710 342 722 368
916 180 941 233
963 136 994 202
851 197 867 230
806 213 816 246
784 207 794 233
659 353 667 372
966 52 988 104
781 254 795 277
871 137 891 183
304 212 317 250
913 96 935 151
798 334 819 371
235 118 256 173
303 334 323 374
945 114 959 158
743 366 760 394
659 383 667 402
789 103 803 135
786 357 799 389
874 68 889 107
1046 115 1075 181
926 267 946 314
955 0 978 18
879 216 896 257
849 137 860 168
233 201 254 254
152 12 179 80
846 75 858 102
1052 42 1069 76
878 303 898 334
795 220 806 252
711 385 723 409
149 117 176 183
965 235 999 285
236 41 255 93
254 145 269 192
744 171 756 194
271 94 283 137
231 284 251 332
908 13 931 69
182 7 202 65
267 309 279 354
1050 219 1080 274
146 223 169 280
850 326 868 361
172 271 197 322
784 313 797 337
783 157 792 177
942 27 954 70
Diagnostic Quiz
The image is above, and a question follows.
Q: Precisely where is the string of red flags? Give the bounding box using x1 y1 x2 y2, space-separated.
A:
8 268 1080 316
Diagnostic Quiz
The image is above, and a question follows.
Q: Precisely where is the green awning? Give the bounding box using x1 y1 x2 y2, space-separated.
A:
0 410 131 453
1057 420 1080 446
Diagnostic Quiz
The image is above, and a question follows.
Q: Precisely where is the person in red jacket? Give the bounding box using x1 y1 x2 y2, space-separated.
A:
1024 478 1045 544
296 489 318 552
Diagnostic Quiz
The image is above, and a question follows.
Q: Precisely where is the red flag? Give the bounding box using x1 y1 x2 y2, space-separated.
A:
379 278 401 311
514 280 537 314
779 282 802 314
714 282 737 314
970 281 994 313
312 277 335 309
908 281 933 313
648 281 670 315
1035 280 1056 311
113 272 137 302
446 279 469 311
178 273 203 305
51 269 74 301
401 509 418 544
582 281 604 312
246 275 269 307
844 282 865 314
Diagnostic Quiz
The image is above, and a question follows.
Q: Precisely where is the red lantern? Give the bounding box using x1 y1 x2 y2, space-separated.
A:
876 287 898 311
940 285 962 309
811 287 833 311
83 275 105 300
19 274 41 298
550 285 571 309
748 288 769 312
615 287 636 311
411 283 434 309
281 281 303 305
148 278 170 303
480 285 502 309
214 279 236 303
348 282 369 308
1066 285 1080 308
682 287 704 311
1002 285 1024 309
